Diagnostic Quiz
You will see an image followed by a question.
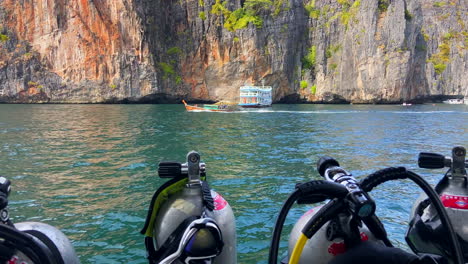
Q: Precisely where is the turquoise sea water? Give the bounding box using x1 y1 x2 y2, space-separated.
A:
0 104 467 263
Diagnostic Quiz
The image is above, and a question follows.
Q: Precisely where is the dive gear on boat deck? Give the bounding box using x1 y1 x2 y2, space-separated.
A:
270 156 463 264
407 146 468 263
0 176 80 264
141 151 236 264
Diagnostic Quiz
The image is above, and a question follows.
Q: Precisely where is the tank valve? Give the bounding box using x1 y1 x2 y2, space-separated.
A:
157 151 206 182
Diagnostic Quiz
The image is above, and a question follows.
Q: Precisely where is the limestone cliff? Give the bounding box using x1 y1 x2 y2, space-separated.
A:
0 0 466 103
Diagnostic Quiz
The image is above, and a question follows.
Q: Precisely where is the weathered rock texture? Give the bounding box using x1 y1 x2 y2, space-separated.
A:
0 0 466 103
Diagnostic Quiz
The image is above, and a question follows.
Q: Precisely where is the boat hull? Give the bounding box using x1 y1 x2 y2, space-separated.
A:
443 99 464 104
182 100 232 112
239 86 272 108
238 104 271 108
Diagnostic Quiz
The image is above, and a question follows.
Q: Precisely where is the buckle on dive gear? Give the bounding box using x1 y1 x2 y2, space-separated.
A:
158 217 223 264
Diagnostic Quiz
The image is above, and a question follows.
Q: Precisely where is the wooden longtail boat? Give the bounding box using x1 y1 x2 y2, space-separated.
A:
182 100 234 112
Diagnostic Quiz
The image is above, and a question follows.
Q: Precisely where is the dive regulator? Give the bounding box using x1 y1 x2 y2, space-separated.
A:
269 153 464 264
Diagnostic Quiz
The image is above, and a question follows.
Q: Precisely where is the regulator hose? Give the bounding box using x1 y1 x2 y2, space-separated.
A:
360 167 407 192
360 167 464 264
405 170 464 264
289 199 345 264
268 180 348 264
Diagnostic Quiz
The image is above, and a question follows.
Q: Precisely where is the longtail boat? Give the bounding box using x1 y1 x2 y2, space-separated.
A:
182 100 236 112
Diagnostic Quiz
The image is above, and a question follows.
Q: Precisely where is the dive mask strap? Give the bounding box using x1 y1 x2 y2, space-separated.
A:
156 217 223 264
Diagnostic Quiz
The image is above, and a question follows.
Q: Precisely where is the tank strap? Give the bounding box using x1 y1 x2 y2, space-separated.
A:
140 175 186 236
141 175 207 237
202 181 215 211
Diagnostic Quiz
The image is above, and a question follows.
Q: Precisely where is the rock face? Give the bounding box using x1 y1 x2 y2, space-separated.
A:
0 0 466 103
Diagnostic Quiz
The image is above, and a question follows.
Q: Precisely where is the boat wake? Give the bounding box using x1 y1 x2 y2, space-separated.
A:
227 110 468 114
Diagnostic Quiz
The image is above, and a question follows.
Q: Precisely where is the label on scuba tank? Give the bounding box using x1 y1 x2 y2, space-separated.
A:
328 233 369 256
212 191 227 211
300 206 324 220
9 255 29 264
440 194 468 209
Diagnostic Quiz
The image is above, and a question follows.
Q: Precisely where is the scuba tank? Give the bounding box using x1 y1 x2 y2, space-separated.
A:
269 155 464 264
0 177 80 264
279 157 385 264
286 205 379 264
407 146 468 262
141 151 236 264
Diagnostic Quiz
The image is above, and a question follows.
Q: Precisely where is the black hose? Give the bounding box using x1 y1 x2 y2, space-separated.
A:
361 168 464 264
301 199 344 238
268 180 348 264
268 189 300 264
405 171 464 264
362 215 393 247
360 167 407 192
0 224 53 264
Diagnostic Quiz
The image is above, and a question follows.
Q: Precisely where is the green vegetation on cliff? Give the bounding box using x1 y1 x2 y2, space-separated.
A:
199 11 206 20
433 2 446 7
310 84 317 94
158 47 183 84
302 46 317 71
167 47 182 55
426 30 466 75
304 0 320 19
378 0 389 13
404 9 413 21
306 0 360 30
211 0 266 31
158 62 175 76
326 44 341 58
0 34 9 42
427 41 450 75
211 0 287 31
338 0 360 28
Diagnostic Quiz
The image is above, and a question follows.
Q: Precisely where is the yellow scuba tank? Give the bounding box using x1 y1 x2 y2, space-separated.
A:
141 151 236 264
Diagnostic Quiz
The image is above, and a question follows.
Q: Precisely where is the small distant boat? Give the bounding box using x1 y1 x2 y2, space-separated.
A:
238 85 272 108
443 89 468 105
402 102 412 106
443 98 464 104
182 100 234 112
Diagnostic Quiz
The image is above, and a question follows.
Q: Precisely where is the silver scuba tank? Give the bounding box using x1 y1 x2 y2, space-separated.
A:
0 176 80 264
287 205 379 264
152 187 237 263
15 221 80 264
285 157 385 264
406 146 468 261
146 151 236 264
